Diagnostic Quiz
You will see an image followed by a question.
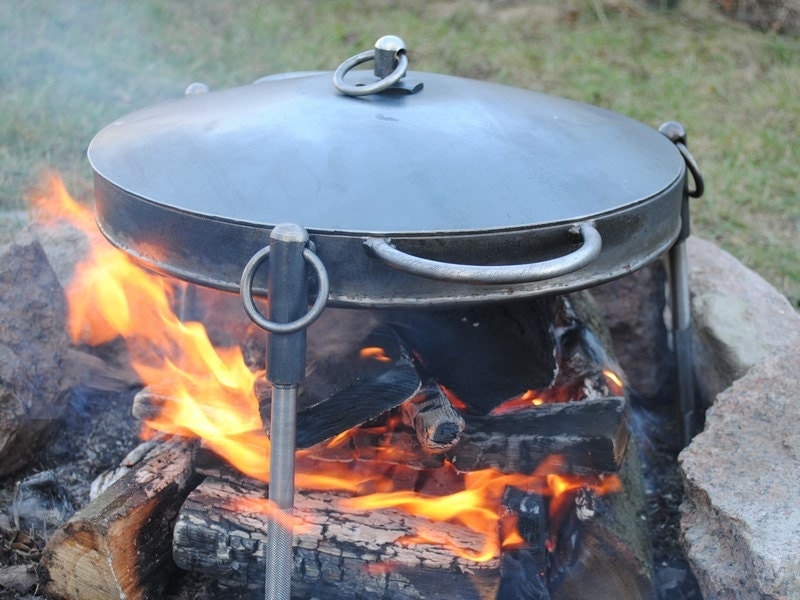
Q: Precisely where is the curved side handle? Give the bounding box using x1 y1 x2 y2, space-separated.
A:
364 223 602 285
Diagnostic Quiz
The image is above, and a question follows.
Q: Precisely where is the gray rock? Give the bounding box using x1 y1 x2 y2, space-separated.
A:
687 236 800 404
679 346 800 599
0 236 77 475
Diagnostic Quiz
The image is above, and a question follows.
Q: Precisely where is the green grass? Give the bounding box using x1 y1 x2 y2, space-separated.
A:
2 0 799 305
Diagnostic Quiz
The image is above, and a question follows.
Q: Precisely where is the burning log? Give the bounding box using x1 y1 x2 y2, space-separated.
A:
401 379 465 453
173 475 501 598
296 396 628 475
496 488 549 599
449 396 629 474
176 438 652 598
39 439 200 600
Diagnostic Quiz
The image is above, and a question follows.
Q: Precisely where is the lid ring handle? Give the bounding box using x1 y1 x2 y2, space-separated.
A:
333 36 408 96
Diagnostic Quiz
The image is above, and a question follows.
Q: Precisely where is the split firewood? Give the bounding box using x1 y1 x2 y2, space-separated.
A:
190 394 628 478
401 379 465 453
449 396 629 475
40 439 200 600
292 343 421 448
172 475 501 598
497 487 549 600
178 437 653 598
548 443 654 600
380 298 558 415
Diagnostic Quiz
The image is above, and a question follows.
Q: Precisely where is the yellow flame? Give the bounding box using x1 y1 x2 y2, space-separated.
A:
33 174 623 565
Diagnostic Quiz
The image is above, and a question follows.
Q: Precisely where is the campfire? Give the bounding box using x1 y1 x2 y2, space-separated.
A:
0 35 712 599
30 175 648 599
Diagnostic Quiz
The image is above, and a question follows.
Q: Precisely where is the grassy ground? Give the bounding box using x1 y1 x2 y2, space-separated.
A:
2 0 798 305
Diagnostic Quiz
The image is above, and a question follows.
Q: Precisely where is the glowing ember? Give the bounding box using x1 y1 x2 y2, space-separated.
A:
489 366 626 416
604 368 625 394
359 346 392 363
33 173 623 564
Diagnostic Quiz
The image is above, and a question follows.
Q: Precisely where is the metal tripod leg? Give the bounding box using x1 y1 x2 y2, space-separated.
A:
240 223 329 600
668 238 697 445
659 120 704 446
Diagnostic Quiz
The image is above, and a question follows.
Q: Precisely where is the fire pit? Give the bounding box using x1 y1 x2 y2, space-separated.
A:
37 35 706 599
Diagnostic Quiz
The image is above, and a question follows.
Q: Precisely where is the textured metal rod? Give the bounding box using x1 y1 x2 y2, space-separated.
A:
263 224 310 600
265 384 297 600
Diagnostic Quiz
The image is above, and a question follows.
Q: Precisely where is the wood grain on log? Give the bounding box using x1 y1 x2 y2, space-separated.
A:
449 396 629 475
40 439 199 600
173 475 501 599
177 437 652 598
401 381 465 453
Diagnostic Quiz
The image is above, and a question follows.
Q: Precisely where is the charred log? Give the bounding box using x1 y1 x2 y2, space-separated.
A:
449 396 629 474
40 439 199 600
548 444 654 600
401 379 465 453
498 488 549 600
188 395 629 478
173 475 501 599
379 298 558 414
177 440 652 598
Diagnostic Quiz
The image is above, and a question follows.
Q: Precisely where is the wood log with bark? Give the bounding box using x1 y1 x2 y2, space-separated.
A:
173 474 501 599
174 439 653 599
39 439 200 600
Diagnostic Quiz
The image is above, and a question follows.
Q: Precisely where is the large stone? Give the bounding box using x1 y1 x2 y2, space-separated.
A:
679 346 800 599
687 236 800 404
0 235 76 475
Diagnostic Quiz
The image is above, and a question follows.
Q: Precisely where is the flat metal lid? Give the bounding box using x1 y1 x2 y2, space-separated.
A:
88 70 683 236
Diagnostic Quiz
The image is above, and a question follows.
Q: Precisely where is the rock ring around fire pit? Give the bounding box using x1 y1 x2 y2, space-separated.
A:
679 236 800 600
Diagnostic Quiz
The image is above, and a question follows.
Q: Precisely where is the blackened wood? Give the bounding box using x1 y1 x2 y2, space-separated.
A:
293 342 421 448
401 380 465 453
192 398 628 478
549 441 654 600
448 396 629 474
173 475 500 598
260 322 424 448
40 440 199 600
379 298 557 414
498 488 549 599
180 442 653 598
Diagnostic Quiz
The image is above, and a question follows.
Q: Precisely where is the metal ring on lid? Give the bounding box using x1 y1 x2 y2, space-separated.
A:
333 35 408 96
240 245 330 334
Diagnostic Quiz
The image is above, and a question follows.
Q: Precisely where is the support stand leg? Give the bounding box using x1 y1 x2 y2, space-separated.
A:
668 239 697 445
240 223 329 600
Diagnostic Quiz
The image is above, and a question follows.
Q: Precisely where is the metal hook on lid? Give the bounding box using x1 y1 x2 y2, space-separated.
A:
333 35 414 96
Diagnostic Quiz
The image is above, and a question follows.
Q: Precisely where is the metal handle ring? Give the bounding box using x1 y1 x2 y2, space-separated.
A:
676 141 705 198
240 246 330 334
333 49 408 97
365 222 602 285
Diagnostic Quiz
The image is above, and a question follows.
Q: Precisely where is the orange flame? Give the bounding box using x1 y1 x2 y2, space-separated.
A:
33 174 623 564
32 174 268 480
